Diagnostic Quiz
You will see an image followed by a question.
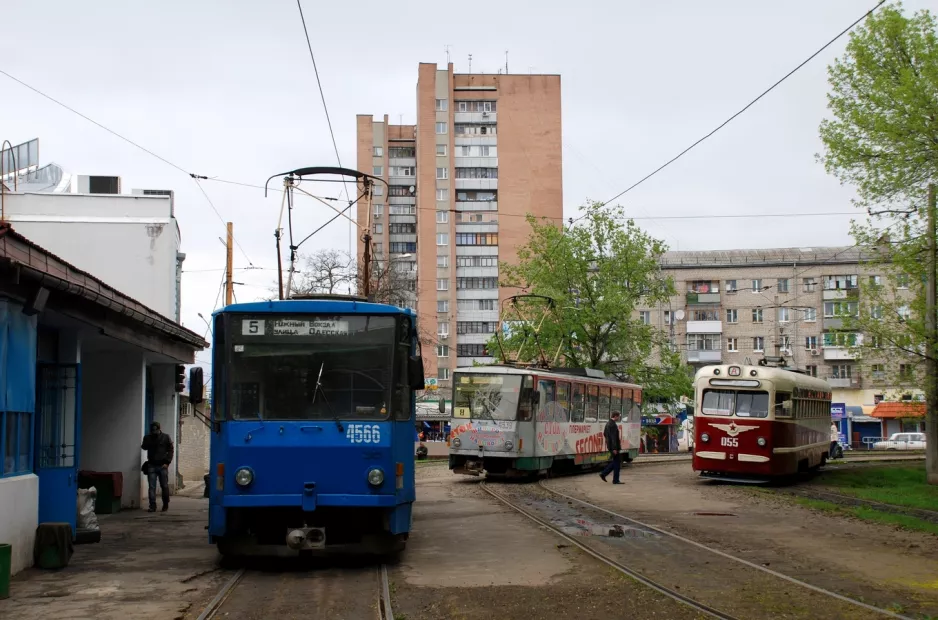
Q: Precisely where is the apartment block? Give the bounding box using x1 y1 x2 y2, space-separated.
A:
357 63 563 393
642 247 918 408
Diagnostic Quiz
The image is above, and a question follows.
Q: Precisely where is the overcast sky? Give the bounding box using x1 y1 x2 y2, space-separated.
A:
2 0 929 370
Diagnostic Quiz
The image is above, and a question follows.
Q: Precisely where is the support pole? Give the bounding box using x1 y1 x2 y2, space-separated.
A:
925 183 937 484
362 231 372 301
225 222 234 306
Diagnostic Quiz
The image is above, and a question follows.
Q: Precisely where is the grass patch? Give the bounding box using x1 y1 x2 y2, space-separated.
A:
819 464 938 512
792 497 938 535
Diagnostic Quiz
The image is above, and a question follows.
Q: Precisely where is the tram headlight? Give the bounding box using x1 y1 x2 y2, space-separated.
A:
757 437 767 447
701 433 710 443
452 437 462 448
235 467 254 487
504 440 514 451
367 468 385 487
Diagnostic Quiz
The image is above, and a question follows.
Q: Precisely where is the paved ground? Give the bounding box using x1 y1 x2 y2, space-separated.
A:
0 486 221 620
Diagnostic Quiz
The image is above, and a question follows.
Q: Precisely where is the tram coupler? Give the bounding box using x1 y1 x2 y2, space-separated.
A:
286 527 326 550
453 459 484 476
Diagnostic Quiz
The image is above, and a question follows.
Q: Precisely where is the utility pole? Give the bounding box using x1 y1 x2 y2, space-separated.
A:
225 222 233 306
926 183 937 484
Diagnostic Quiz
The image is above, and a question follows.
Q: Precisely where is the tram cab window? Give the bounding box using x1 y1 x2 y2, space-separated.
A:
611 388 622 418
556 382 571 422
775 392 792 418
572 383 585 422
735 392 769 418
598 387 611 421
586 385 599 422
622 389 633 422
701 390 769 418
518 375 535 421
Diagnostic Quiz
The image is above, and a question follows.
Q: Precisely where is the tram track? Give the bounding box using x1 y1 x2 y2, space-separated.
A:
528 479 916 620
195 561 395 620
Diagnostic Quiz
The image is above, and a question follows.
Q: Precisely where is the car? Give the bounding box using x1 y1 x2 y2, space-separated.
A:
872 432 926 450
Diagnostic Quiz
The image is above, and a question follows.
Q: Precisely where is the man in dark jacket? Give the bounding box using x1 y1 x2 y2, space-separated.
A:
141 421 174 512
599 411 623 484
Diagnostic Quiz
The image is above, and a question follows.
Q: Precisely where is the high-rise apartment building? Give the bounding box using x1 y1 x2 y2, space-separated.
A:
357 62 562 394
643 246 920 412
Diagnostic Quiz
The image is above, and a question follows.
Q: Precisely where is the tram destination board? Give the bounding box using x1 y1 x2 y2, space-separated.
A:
241 318 350 336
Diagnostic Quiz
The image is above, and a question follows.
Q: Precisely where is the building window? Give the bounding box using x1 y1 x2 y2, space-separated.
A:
752 308 763 323
373 146 383 157
805 336 818 350
687 333 720 351
871 364 886 381
780 335 792 352
437 279 449 291
823 332 859 347
639 311 651 325
437 300 449 313
436 167 448 180
454 167 498 179
831 364 852 379
374 223 383 234
803 307 817 322
898 305 911 320
435 122 447 134
389 166 415 177
436 210 448 223
455 233 498 246
436 144 447 156
690 308 719 321
870 305 883 320
725 309 738 324
751 279 762 292
0 411 33 477
388 223 416 234
437 255 448 268
372 242 382 255
389 242 416 253
824 275 858 290
373 203 384 218
456 256 498 268
436 233 449 246
824 301 859 318
458 344 490 357
457 321 498 334
753 337 764 352
725 280 737 293
437 344 449 357
870 335 883 348
727 337 738 352
436 98 447 111
897 274 910 289
389 147 415 158
436 188 447 201
805 365 818 377
373 166 383 176
438 367 450 381
456 277 499 289
778 308 790 323
803 278 818 293
663 310 672 325
777 278 790 293
373 185 383 196
869 275 882 287
899 364 913 380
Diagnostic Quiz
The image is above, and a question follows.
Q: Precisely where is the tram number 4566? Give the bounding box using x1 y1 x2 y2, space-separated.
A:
720 437 739 447
346 424 381 444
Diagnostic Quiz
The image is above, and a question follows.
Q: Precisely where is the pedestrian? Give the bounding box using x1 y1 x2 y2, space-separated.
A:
599 411 624 484
141 421 174 513
830 422 839 458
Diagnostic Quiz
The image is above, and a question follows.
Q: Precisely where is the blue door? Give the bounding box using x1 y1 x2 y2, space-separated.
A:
36 364 81 534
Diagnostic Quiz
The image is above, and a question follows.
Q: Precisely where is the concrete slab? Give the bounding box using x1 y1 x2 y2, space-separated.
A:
0 497 221 620
398 472 571 588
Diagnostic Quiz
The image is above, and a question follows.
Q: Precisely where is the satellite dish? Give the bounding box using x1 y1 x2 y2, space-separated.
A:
674 310 685 321
409 185 416 194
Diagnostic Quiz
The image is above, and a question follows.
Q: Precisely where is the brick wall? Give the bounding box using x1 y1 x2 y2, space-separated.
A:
177 401 210 487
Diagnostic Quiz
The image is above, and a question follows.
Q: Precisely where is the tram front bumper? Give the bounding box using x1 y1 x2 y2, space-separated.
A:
222 493 400 508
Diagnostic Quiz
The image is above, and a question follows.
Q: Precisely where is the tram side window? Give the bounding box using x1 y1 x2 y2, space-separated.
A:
538 379 556 420
598 387 611 421
586 385 599 422
556 382 571 422
518 375 535 421
622 389 633 422
632 389 643 420
611 388 622 419
775 392 792 418
572 383 585 422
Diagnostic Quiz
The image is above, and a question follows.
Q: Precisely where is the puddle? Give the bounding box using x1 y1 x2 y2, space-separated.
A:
525 497 658 540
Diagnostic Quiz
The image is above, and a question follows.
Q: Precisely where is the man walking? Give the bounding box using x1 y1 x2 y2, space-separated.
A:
599 411 623 484
141 421 174 513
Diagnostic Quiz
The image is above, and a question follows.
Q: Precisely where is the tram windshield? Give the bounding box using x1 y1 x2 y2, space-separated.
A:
225 314 405 421
700 389 771 418
453 373 523 421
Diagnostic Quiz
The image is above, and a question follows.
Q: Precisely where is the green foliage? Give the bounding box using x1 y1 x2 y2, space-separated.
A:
489 201 692 403
819 3 938 392
820 464 938 511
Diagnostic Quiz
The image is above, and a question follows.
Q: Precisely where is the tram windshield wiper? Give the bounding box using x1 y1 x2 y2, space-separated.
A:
311 362 344 433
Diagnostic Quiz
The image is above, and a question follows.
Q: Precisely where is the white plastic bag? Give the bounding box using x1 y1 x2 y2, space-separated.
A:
77 486 100 531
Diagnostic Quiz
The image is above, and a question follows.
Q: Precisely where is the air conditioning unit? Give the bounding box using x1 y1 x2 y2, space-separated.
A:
811 349 819 356
482 111 489 117
439 333 448 339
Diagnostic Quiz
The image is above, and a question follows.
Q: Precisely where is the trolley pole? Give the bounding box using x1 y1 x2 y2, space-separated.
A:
925 184 937 484
362 231 372 301
225 222 234 306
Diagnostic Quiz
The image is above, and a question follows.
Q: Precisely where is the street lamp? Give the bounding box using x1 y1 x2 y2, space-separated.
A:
197 313 212 338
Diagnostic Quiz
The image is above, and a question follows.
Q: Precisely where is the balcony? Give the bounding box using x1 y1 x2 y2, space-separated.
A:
687 350 722 364
455 179 498 190
454 112 497 124
388 157 416 167
823 347 858 361
827 376 860 389
686 320 722 334
822 288 858 300
686 292 720 304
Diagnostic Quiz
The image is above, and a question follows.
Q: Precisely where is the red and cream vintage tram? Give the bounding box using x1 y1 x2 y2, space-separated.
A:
692 364 832 482
448 366 642 478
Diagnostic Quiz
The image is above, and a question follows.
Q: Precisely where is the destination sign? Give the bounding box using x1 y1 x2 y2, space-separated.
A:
241 319 350 336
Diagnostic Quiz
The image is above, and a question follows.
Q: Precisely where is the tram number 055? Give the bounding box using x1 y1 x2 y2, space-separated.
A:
346 424 381 444
720 437 738 447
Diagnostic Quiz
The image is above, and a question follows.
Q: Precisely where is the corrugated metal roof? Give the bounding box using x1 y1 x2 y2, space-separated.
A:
659 246 874 268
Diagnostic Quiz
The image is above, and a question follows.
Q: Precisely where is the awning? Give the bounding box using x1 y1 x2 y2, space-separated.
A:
870 402 925 419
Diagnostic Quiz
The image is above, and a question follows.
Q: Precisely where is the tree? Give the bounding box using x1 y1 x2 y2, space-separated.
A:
817 3 938 483
490 201 692 406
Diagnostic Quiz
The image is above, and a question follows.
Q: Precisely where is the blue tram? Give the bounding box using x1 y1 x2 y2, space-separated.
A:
187 296 425 557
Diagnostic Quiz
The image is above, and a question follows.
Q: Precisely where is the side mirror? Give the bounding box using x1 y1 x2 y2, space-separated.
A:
439 398 446 414
408 355 425 391
189 367 204 405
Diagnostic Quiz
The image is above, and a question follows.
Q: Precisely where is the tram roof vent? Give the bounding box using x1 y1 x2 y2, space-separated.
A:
549 367 607 379
288 293 369 302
